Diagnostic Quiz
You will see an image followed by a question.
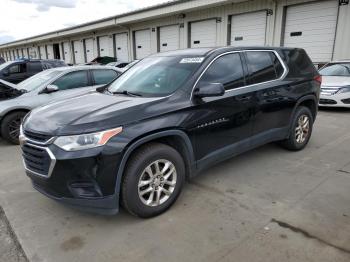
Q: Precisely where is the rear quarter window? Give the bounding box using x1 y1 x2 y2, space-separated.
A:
279 49 317 78
245 51 284 85
92 69 119 85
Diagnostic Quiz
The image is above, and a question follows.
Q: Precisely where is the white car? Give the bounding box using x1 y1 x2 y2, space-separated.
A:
319 61 350 108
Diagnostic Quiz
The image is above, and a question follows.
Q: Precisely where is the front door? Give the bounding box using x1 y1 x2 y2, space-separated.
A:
190 52 256 165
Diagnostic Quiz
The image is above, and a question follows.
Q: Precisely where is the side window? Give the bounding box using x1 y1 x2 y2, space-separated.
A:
8 63 27 74
245 51 283 84
27 62 42 73
198 53 245 90
53 71 89 90
92 70 119 85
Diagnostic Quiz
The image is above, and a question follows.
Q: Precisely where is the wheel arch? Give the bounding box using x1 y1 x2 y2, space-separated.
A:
295 95 318 121
114 129 196 197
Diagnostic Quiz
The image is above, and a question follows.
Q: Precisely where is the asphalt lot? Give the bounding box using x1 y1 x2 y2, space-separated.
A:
0 108 350 262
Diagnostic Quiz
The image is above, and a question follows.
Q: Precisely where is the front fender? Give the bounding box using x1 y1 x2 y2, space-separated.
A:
113 129 195 203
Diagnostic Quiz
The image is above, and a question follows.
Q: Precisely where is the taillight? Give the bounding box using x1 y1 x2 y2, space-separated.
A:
314 75 322 85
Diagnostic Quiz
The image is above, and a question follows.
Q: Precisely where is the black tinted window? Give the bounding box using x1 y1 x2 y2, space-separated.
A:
246 51 280 84
92 70 119 85
199 53 245 90
53 71 89 90
28 62 42 72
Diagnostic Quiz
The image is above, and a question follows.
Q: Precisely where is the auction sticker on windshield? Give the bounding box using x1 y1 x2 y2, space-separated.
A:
180 57 205 63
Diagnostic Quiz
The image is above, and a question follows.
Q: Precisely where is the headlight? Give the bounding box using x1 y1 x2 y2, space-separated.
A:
54 127 122 151
338 86 350 94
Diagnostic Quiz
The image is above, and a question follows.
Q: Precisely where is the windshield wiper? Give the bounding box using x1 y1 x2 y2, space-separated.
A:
112 90 143 97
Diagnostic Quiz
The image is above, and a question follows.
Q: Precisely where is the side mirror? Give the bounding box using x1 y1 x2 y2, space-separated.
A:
45 84 59 93
193 83 225 98
2 69 9 77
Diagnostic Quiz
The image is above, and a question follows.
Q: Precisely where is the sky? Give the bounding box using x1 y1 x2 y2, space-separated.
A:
0 0 169 44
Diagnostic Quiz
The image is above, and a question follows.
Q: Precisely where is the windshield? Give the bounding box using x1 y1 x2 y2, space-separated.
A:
319 63 350 76
107 57 202 97
0 61 13 71
17 70 62 92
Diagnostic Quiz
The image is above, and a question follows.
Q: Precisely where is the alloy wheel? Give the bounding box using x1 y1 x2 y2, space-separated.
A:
295 114 310 144
138 159 177 207
8 117 23 141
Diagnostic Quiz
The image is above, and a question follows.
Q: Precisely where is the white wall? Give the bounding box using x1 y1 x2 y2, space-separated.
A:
1 0 349 63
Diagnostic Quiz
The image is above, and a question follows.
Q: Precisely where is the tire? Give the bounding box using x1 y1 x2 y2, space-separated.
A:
0 111 27 145
280 106 314 151
121 142 185 218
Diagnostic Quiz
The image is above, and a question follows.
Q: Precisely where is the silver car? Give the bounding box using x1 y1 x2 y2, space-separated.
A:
0 65 120 144
319 61 350 108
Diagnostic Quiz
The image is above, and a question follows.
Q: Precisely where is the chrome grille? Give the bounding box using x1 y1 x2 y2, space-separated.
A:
24 130 52 143
22 143 53 177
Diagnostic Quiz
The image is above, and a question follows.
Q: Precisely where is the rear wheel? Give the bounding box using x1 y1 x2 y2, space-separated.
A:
121 143 185 218
280 106 313 151
1 111 27 145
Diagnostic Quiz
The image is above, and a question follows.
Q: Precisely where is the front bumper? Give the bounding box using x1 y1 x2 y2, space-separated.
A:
319 92 350 108
21 135 123 215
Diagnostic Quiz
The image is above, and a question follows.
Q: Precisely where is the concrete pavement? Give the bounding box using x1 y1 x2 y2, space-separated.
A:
0 108 349 262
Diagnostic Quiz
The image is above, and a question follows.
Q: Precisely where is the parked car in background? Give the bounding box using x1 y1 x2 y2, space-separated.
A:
106 61 130 68
0 65 121 144
0 57 5 65
86 56 117 65
20 47 320 218
0 59 66 84
106 60 140 74
118 60 140 73
319 61 350 108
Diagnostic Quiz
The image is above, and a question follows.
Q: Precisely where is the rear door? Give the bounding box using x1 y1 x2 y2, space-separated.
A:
191 52 255 164
243 50 292 137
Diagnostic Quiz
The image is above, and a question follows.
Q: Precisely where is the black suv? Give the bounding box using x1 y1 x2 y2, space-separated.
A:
20 47 320 218
0 59 66 84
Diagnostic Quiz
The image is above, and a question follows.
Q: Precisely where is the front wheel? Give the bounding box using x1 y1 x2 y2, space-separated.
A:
279 106 314 151
121 143 185 218
1 111 27 145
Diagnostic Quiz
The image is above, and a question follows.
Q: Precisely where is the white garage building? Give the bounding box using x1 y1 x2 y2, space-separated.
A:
0 0 349 66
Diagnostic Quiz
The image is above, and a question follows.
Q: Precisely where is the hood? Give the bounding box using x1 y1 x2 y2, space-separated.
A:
24 91 166 135
0 79 24 100
321 76 350 88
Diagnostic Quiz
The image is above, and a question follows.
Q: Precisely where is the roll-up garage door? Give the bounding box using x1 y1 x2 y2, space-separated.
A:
230 11 267 46
115 33 129 61
85 38 95 62
39 45 46 59
190 19 217 48
63 42 73 64
28 47 37 59
134 29 151 59
22 48 28 58
46 45 54 59
73 40 85 64
99 36 114 57
159 25 180 52
283 0 338 63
